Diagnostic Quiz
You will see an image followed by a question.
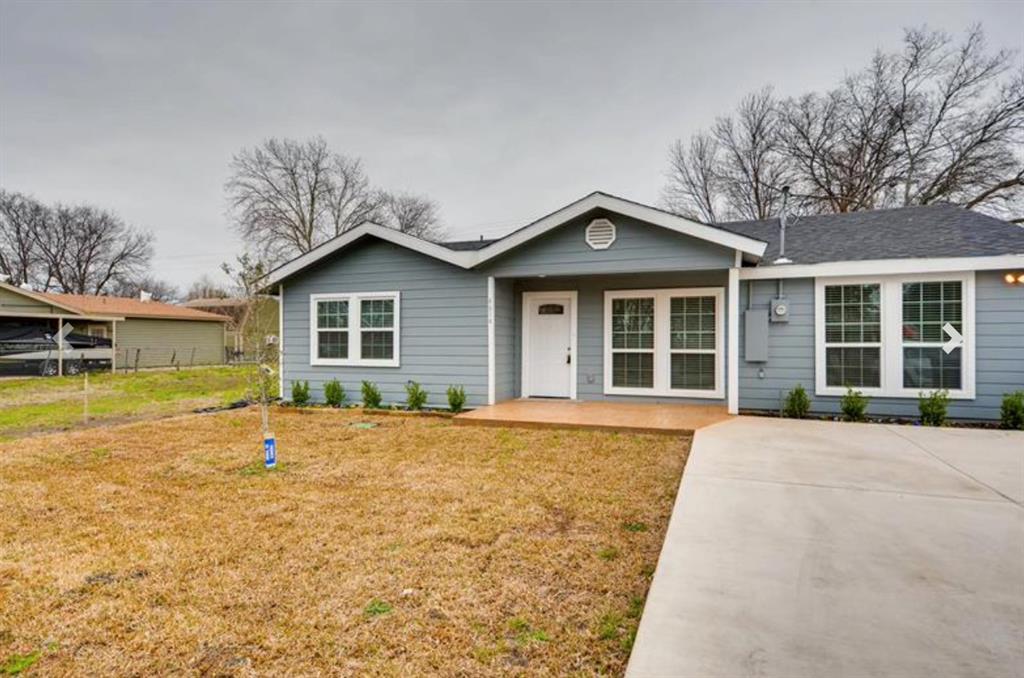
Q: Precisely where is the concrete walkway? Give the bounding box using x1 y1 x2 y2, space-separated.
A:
628 417 1024 678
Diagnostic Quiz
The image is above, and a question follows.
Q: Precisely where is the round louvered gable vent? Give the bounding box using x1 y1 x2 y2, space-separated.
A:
585 218 616 250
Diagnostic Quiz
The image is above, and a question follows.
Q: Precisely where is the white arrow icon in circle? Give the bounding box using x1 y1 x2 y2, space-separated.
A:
942 323 963 354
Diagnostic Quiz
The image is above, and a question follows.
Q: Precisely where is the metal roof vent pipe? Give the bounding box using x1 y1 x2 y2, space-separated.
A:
773 185 793 265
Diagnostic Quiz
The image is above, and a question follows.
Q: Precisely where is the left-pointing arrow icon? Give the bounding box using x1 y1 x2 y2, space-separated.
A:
942 323 963 354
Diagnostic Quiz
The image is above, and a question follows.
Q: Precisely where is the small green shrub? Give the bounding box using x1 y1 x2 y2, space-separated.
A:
840 387 869 422
783 384 811 418
290 380 310 406
361 381 382 409
1000 391 1024 430
446 384 466 413
919 389 950 427
323 379 346 407
405 381 428 410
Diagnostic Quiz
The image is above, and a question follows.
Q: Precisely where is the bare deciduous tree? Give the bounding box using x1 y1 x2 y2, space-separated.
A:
110 275 179 302
186 273 232 300
324 156 386 237
33 204 154 295
380 191 446 240
665 26 1024 223
0 190 47 286
227 137 444 262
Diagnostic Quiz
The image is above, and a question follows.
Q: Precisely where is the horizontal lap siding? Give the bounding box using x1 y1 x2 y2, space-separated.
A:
738 272 1024 420
116 319 225 367
282 238 489 407
514 271 730 404
479 210 735 278
493 278 516 402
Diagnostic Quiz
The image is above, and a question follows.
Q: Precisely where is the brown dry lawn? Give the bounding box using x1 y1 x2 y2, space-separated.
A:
0 407 688 676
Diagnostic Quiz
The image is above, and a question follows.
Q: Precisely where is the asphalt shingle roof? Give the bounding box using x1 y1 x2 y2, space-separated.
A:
440 238 499 251
718 204 1024 265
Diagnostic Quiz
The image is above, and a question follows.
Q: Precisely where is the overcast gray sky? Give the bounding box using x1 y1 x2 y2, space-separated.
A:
1 0 1021 289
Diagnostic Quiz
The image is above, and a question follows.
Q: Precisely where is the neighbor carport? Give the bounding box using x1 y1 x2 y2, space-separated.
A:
628 417 1023 677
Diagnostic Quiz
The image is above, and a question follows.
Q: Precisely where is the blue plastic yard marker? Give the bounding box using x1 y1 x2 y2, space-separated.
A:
264 433 277 469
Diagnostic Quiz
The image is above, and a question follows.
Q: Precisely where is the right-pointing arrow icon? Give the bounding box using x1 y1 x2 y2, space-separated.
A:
942 323 963 354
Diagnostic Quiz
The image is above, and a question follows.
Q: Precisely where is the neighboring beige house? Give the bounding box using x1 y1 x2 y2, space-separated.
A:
0 282 229 374
182 296 279 360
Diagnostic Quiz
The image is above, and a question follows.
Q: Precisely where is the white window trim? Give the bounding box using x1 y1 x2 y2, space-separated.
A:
309 291 400 367
814 272 975 399
603 287 725 399
521 290 578 400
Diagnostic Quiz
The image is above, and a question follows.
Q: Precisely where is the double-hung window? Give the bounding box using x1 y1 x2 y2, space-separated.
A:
815 273 973 398
605 288 724 398
823 283 882 389
310 292 400 366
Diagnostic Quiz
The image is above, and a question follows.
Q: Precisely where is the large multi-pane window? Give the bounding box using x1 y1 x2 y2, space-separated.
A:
611 297 654 388
310 292 400 366
815 274 971 398
823 283 881 388
606 288 722 397
902 281 962 389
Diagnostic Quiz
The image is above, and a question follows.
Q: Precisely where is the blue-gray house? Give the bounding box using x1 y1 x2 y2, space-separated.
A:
264 192 1024 420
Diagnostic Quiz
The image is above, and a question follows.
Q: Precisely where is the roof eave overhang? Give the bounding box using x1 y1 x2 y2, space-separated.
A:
260 193 769 290
262 222 477 290
738 253 1024 280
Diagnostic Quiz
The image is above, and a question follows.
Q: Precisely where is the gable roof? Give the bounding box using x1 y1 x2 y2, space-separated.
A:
37 292 230 322
469 192 768 265
720 203 1024 266
262 191 768 288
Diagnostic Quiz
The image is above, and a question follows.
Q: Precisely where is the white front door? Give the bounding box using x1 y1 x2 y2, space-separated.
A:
523 292 576 398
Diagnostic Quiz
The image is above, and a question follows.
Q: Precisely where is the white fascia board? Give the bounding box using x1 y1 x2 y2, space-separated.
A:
262 222 476 288
738 254 1024 280
473 193 768 264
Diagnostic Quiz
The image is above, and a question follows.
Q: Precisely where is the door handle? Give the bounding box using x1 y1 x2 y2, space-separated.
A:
566 353 571 365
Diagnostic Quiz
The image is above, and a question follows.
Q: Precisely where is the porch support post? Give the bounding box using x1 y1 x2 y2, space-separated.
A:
727 266 740 415
487 276 496 405
278 284 285 399
56 315 64 377
111 320 117 374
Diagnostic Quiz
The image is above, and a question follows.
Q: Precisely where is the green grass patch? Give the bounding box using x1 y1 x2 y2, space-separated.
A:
508 617 550 644
364 599 393 617
1 650 40 675
597 546 619 561
622 521 648 533
0 366 257 439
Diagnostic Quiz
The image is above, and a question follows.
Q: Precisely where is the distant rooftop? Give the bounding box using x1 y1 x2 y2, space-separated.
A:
38 292 230 322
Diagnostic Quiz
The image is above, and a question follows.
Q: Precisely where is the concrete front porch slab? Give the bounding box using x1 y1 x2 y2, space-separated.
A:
454 399 731 435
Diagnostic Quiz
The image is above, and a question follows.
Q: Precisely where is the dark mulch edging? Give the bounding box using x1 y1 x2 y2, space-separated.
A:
741 409 1007 430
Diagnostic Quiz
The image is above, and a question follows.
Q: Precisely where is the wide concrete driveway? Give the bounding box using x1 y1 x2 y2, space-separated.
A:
628 417 1023 678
